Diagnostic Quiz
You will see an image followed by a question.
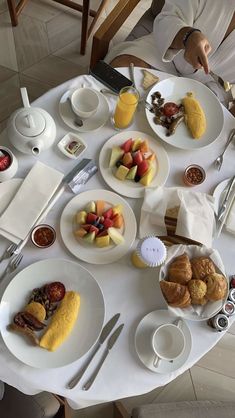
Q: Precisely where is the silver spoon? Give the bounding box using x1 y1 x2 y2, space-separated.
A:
214 128 235 171
67 96 83 127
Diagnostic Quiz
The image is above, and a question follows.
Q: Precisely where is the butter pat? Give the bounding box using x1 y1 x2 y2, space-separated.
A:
40 291 80 351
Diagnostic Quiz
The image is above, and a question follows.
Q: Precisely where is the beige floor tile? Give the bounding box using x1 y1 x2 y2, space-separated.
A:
0 0 7 13
0 64 16 82
13 14 50 72
53 36 94 69
117 386 164 414
46 11 83 53
19 74 53 102
21 0 62 22
22 55 84 87
191 365 235 401
0 12 18 71
153 370 196 403
71 401 113 418
0 74 21 121
196 333 235 379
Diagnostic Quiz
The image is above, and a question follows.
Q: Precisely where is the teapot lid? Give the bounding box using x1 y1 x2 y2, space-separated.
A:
15 109 46 137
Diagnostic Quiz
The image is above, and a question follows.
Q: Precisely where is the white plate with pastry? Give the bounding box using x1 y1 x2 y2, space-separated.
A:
159 244 228 321
135 309 192 373
145 77 224 150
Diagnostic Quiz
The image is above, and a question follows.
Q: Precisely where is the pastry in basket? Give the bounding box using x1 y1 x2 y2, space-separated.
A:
188 279 207 305
168 253 192 285
191 256 216 280
204 273 227 301
160 280 191 308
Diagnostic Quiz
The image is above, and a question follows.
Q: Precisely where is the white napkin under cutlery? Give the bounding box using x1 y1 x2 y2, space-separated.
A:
0 161 64 244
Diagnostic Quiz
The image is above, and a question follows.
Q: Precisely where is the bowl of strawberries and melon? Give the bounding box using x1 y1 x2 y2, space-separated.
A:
60 189 137 264
99 130 170 199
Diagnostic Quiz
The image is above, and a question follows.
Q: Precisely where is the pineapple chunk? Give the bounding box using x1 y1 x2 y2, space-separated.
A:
140 166 155 186
76 211 87 224
112 204 123 216
96 235 110 247
131 138 142 151
115 165 129 180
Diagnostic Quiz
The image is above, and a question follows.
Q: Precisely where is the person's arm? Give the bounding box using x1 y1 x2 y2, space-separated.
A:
153 0 211 73
170 27 211 74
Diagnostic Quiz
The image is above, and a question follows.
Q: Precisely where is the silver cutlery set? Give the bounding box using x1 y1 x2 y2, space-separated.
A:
67 313 123 391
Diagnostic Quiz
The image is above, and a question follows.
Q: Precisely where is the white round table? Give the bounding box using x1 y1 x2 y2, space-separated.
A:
0 68 234 410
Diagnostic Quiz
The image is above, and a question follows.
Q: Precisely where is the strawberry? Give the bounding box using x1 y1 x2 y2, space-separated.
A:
121 138 133 153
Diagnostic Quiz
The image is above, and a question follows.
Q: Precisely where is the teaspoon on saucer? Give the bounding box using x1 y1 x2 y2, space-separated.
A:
67 97 83 127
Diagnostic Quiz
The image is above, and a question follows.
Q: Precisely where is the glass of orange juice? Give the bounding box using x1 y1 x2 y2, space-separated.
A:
113 86 140 129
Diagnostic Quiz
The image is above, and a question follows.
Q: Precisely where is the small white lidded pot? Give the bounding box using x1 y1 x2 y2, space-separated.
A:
71 87 99 119
152 322 185 368
0 146 18 182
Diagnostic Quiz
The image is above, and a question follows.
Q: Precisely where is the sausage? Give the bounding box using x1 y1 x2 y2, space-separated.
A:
14 312 46 331
8 323 39 346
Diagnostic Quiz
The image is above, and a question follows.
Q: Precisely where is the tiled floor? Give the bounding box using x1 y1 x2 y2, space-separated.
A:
1 1 235 417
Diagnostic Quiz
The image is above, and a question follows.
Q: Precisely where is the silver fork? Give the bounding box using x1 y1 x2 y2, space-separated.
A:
0 243 18 263
214 128 235 171
0 253 23 281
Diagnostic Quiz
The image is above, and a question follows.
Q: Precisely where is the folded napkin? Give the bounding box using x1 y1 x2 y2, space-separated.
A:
225 195 235 234
0 161 64 244
139 187 215 248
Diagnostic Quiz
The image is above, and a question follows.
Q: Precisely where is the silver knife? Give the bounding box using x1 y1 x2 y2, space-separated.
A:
82 323 124 391
217 175 235 221
67 313 120 389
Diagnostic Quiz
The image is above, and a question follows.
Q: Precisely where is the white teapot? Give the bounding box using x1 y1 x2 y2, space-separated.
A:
7 87 56 155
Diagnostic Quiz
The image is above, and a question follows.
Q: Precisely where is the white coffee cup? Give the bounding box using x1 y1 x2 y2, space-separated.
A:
71 87 99 119
0 146 18 182
152 323 185 368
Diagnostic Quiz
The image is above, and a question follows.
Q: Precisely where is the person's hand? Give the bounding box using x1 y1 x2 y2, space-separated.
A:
184 31 211 74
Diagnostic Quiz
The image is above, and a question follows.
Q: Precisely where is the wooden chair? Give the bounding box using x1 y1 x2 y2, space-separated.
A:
90 0 165 69
6 0 109 54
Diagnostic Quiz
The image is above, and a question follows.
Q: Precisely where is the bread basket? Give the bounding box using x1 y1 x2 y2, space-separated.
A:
158 240 229 321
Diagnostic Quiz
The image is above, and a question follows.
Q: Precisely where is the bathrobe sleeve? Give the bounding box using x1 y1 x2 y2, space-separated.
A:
153 0 200 62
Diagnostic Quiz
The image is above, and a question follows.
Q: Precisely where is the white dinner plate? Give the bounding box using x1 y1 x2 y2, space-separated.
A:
135 309 192 373
59 88 110 133
0 178 22 216
99 130 170 198
146 77 224 150
0 258 105 368
60 189 137 264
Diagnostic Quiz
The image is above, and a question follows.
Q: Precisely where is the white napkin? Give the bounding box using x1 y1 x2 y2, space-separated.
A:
225 195 235 234
139 187 215 248
0 161 64 244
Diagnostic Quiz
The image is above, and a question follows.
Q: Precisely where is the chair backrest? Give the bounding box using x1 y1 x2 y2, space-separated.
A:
126 0 165 41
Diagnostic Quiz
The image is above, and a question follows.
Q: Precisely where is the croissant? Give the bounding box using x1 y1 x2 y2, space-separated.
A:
188 279 207 305
191 257 216 280
160 280 191 308
204 273 228 301
168 253 192 285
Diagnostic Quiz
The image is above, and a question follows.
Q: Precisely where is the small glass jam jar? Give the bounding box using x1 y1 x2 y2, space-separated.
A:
31 224 56 248
183 164 206 187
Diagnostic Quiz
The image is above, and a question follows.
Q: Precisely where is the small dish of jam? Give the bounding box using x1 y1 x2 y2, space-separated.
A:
183 164 206 187
31 224 56 248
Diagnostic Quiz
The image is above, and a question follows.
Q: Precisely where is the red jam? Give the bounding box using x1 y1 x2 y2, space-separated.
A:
0 150 11 171
32 225 56 248
183 164 206 186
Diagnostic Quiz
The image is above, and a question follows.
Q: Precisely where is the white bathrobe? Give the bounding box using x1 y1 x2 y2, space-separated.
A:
105 0 235 104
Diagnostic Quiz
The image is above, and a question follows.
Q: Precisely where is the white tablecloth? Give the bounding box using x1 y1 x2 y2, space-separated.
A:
0 68 234 410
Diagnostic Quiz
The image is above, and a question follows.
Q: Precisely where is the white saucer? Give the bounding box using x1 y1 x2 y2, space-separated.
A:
59 88 110 132
135 309 192 374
